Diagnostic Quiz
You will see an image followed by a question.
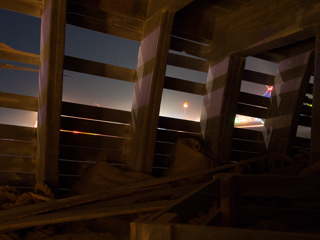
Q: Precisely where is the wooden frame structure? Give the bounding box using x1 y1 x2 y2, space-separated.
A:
0 0 319 193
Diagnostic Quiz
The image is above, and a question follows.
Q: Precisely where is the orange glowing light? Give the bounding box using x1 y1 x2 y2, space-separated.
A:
267 86 273 91
183 102 188 108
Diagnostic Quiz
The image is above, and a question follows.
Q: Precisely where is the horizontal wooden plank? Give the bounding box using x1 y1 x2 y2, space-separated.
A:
64 56 136 82
232 139 265 153
0 172 35 187
233 128 264 142
0 62 38 72
164 76 205 95
242 70 274 85
59 145 126 164
0 124 37 141
0 92 38 112
60 116 129 138
237 103 267 119
59 131 126 151
299 115 312 127
158 117 201 133
0 43 40 66
0 156 35 173
170 36 208 59
0 139 36 157
61 102 131 124
238 92 270 108
156 128 200 143
66 3 143 41
0 0 41 17
167 53 208 72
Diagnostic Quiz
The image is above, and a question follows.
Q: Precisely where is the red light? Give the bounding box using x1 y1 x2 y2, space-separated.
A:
267 86 273 91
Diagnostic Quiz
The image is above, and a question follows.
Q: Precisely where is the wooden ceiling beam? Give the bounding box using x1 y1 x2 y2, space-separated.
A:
146 0 194 19
0 0 42 17
210 0 320 63
0 43 40 66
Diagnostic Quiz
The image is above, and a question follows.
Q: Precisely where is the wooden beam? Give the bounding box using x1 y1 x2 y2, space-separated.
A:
147 0 194 19
68 0 148 21
0 92 38 111
0 63 38 72
66 3 143 42
311 25 320 163
200 55 245 164
0 0 42 17
127 10 175 172
64 56 136 82
210 0 320 63
263 51 314 154
170 36 208 59
37 0 66 191
0 43 40 66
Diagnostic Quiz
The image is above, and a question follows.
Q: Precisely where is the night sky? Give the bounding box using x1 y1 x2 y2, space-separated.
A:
0 8 279 127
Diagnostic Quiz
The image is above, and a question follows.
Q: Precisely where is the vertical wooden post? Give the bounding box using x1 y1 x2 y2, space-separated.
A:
311 25 320 163
37 0 66 190
127 10 174 172
200 56 245 164
263 51 314 154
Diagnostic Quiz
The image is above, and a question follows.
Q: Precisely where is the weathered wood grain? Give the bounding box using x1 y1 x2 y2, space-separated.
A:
0 43 40 66
61 102 131 124
0 63 38 72
37 0 66 190
127 10 175 172
0 0 41 17
147 0 193 19
0 124 37 141
0 92 38 112
64 56 136 82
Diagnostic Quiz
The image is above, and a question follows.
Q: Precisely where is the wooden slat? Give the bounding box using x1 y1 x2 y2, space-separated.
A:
147 0 194 18
0 92 38 111
59 145 126 164
66 3 143 42
61 102 131 124
0 156 35 173
68 0 148 21
0 43 40 65
242 70 274 86
64 56 136 82
158 117 200 133
156 128 200 143
172 5 214 45
210 0 319 63
0 172 35 187
60 116 129 137
127 10 176 172
237 103 267 119
0 63 38 72
0 0 41 17
36 0 67 190
170 36 208 59
232 139 265 153
163 76 205 95
233 128 264 142
238 92 269 108
0 139 36 157
167 52 208 72
59 132 126 151
0 124 37 141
